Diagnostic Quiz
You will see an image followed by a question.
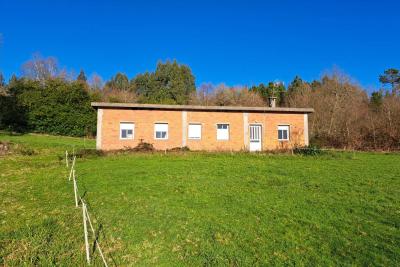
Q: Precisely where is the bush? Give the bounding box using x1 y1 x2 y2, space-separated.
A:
2 78 96 137
167 146 190 152
15 145 36 156
131 140 155 152
0 141 36 156
293 146 323 156
75 148 104 158
0 141 11 156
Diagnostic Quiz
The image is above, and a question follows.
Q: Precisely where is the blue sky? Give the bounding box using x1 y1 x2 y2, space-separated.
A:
0 0 399 91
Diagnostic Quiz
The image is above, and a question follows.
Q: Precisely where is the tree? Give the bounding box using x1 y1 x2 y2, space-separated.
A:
21 53 59 81
3 78 96 136
370 91 383 110
189 83 264 106
0 76 29 131
191 83 214 105
250 81 286 105
0 72 4 87
379 68 400 95
77 69 87 82
88 73 104 91
131 60 196 104
106 72 130 91
286 76 312 108
9 74 18 85
287 76 304 94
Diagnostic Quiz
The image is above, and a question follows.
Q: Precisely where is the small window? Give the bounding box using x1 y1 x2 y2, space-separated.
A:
188 123 202 140
278 125 289 141
120 122 134 139
217 124 229 140
154 123 168 140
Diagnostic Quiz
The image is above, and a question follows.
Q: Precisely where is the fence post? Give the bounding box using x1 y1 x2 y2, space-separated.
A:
66 150 69 168
68 156 76 181
82 201 90 265
86 209 109 267
73 170 78 207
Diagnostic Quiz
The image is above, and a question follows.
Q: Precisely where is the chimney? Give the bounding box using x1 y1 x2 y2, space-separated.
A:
268 96 277 108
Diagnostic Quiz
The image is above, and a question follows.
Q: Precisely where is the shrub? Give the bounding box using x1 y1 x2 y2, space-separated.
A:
3 78 96 137
0 141 11 156
167 146 190 152
0 142 36 156
75 148 104 158
16 145 36 156
131 140 155 152
293 146 323 156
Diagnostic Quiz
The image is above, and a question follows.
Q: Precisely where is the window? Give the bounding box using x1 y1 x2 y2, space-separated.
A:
278 125 289 141
217 124 229 140
154 123 168 139
120 122 134 139
188 123 202 140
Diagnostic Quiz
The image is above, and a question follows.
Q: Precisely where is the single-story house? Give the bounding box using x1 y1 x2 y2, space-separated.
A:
91 102 314 152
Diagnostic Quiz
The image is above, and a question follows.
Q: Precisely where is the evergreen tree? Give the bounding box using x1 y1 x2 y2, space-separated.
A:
370 91 383 110
287 76 304 94
250 81 286 106
131 60 196 104
77 69 87 82
106 72 130 91
0 72 4 87
379 68 400 95
9 74 18 86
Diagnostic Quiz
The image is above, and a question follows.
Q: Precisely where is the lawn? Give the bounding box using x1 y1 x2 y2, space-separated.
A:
0 133 399 266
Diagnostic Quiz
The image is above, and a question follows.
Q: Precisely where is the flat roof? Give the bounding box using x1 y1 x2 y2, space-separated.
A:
91 102 314 114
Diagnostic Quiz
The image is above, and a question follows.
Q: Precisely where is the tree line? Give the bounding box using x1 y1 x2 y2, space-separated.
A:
0 54 399 150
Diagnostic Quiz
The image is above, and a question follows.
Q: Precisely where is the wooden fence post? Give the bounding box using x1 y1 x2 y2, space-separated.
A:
82 201 90 265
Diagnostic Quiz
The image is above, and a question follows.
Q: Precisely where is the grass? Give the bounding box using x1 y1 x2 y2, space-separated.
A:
0 132 399 266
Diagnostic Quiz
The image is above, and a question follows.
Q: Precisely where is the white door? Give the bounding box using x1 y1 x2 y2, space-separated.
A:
249 125 262 152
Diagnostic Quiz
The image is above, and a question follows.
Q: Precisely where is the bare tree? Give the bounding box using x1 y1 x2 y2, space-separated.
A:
88 73 104 91
21 53 60 81
102 89 137 103
190 83 265 107
191 83 214 105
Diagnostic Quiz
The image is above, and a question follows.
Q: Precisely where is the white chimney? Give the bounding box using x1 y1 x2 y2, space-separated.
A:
268 96 277 108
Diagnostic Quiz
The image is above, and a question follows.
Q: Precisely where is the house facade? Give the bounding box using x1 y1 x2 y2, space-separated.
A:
91 102 314 152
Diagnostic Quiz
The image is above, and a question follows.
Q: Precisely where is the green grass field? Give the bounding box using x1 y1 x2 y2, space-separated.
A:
1 133 399 266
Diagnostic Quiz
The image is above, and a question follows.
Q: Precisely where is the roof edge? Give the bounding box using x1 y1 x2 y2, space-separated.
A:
91 102 314 113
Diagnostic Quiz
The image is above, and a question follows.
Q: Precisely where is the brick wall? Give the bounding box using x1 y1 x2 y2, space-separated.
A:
98 108 307 151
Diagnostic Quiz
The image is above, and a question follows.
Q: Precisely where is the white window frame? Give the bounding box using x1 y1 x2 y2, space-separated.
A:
278 125 290 141
188 123 202 140
154 123 169 140
216 123 230 141
120 122 134 140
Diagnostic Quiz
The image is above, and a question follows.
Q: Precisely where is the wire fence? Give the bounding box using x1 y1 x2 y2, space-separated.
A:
66 150 109 266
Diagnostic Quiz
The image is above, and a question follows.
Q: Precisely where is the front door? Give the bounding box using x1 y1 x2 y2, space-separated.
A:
249 125 262 152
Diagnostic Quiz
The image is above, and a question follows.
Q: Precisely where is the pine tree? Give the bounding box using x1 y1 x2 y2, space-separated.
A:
9 74 18 85
77 69 87 82
106 72 130 91
0 72 4 87
379 68 400 95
